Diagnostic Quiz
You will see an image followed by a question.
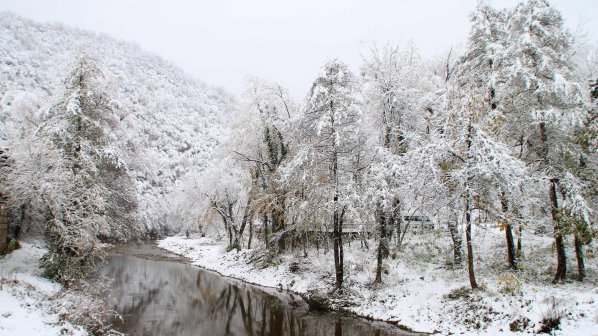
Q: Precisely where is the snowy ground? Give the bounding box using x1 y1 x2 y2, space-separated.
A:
0 242 88 336
159 230 598 335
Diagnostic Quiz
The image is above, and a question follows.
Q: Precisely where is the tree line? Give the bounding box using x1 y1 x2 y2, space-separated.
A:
177 0 596 290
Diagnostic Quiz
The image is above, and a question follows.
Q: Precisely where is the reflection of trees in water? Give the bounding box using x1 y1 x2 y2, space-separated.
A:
100 255 403 336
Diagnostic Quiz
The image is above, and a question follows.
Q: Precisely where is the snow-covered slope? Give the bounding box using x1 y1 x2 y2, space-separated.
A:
0 242 88 336
0 12 235 232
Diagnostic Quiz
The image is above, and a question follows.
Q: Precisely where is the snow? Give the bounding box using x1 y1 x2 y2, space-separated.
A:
0 4 596 336
0 12 235 233
159 233 598 335
0 242 88 336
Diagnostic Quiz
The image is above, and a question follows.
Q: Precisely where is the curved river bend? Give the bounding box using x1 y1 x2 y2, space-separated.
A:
98 243 415 336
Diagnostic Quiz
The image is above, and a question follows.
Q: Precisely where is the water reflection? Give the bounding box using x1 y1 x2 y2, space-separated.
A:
99 253 408 336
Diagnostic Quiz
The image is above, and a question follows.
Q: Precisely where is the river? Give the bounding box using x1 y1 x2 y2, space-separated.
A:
98 243 416 336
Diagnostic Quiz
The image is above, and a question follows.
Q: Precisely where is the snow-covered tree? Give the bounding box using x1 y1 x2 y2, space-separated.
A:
281 59 366 289
361 43 429 282
197 156 253 251
232 78 295 252
563 64 598 281
455 2 527 269
3 54 137 285
361 43 426 154
423 88 528 289
498 0 590 283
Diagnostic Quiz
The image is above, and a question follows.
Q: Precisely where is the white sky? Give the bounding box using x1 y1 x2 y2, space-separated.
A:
1 0 596 98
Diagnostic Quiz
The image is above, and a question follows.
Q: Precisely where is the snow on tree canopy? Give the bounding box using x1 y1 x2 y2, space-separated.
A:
0 12 235 233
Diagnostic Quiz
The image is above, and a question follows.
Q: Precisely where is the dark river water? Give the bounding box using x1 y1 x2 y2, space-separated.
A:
98 243 414 336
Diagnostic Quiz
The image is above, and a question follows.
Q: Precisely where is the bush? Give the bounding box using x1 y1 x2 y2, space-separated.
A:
289 261 301 273
538 315 560 333
40 225 104 288
538 296 562 334
497 272 521 294
6 238 20 253
446 286 471 300
509 316 530 332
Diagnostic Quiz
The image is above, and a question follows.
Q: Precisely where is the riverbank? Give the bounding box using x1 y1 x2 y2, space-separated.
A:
0 242 88 336
159 234 598 335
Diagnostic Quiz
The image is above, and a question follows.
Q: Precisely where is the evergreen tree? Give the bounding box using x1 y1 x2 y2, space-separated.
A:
5 54 137 285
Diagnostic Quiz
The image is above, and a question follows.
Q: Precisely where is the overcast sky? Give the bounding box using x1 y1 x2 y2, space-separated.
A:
1 0 596 98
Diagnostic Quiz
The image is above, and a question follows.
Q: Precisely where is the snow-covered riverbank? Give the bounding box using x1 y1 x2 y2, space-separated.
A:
0 242 88 336
159 235 598 335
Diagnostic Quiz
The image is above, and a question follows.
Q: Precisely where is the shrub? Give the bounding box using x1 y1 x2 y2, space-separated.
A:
446 286 471 300
6 238 21 253
497 272 521 294
40 224 104 288
509 316 530 332
538 296 562 334
538 315 560 333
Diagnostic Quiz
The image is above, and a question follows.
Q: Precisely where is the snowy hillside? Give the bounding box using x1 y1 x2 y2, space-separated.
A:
0 12 235 231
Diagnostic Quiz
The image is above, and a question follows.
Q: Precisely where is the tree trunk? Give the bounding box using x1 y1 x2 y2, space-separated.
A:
330 96 344 290
332 203 345 290
290 227 296 250
263 214 269 248
549 178 567 283
517 229 522 258
316 231 320 253
333 198 341 289
515 134 525 260
375 205 387 283
360 227 369 250
226 202 242 252
332 165 343 289
465 193 478 289
381 208 389 258
397 220 410 249
539 122 566 284
505 224 516 268
339 206 345 289
448 211 462 266
303 231 308 258
465 122 478 290
248 218 253 250
390 199 401 246
375 240 384 283
574 234 585 281
334 319 342 336
212 201 231 246
226 220 233 247
396 219 401 248
500 193 517 269
516 218 523 259
273 198 286 254
233 199 253 251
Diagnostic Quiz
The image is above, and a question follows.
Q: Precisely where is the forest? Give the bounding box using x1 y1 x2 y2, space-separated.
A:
169 0 596 291
0 0 596 335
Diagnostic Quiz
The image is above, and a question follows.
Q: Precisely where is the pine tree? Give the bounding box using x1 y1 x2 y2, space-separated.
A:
5 54 137 285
